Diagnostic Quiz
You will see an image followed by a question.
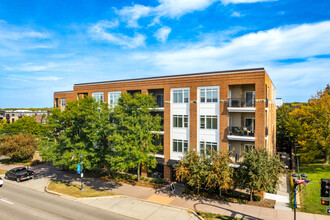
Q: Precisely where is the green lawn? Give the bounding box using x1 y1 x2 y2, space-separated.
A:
299 163 330 215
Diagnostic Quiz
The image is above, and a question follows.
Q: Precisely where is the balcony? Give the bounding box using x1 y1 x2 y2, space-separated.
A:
228 98 256 112
148 89 164 111
227 126 255 142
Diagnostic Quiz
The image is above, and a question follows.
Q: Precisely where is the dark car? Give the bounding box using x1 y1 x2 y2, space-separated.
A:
5 167 35 182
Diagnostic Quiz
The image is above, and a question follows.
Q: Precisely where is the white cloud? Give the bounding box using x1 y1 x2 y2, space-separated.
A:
118 5 151 27
231 12 243 17
149 21 330 72
117 0 274 27
155 26 172 43
89 20 146 48
222 0 275 3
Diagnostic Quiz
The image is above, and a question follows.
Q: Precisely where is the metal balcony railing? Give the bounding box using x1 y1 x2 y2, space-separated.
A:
228 126 255 137
228 98 256 107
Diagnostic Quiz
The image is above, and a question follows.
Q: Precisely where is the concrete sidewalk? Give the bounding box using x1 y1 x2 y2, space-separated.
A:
1 163 330 220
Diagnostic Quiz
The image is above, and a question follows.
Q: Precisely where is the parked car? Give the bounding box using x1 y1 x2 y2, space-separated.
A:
0 177 3 187
5 167 35 182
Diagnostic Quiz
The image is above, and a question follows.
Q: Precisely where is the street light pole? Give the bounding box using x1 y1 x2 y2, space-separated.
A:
80 154 84 191
292 173 309 220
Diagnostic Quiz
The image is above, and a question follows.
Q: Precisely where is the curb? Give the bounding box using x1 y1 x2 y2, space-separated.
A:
44 180 202 220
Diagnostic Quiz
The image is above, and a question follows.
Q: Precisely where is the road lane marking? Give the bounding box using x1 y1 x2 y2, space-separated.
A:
0 198 14 205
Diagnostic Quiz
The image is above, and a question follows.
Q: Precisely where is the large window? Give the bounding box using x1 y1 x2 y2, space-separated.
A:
200 115 217 129
173 89 189 103
200 141 217 155
173 115 188 128
108 91 121 108
92 92 104 103
200 88 218 103
173 139 188 153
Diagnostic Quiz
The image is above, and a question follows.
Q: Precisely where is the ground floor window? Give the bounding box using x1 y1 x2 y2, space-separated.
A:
200 141 217 155
244 144 255 151
173 139 188 153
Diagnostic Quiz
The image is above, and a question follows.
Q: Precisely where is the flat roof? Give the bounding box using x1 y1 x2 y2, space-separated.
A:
74 68 265 87
54 90 74 94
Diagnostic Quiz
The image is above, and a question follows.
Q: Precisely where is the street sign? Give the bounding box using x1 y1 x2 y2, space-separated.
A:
77 164 81 174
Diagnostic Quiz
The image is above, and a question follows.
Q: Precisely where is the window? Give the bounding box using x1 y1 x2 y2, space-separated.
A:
61 98 66 108
200 115 217 129
173 89 189 103
108 91 121 108
244 144 255 151
245 91 255 107
200 88 218 103
200 141 217 155
245 118 255 131
173 139 188 153
173 115 188 128
92 92 104 102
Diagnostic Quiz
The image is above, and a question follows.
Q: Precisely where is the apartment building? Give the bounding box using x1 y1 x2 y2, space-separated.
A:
0 110 49 124
54 68 276 181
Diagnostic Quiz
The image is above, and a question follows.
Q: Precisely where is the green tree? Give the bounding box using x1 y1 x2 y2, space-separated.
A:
234 148 283 201
276 105 295 154
175 150 234 194
287 85 330 163
110 93 162 181
205 151 234 196
0 133 38 161
39 97 114 171
175 150 210 193
1 116 47 137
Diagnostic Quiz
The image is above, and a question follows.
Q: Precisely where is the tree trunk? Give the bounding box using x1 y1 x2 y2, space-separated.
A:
105 165 111 178
250 188 253 201
137 162 140 181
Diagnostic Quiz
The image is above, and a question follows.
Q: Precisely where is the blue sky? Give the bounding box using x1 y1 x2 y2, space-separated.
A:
0 0 329 108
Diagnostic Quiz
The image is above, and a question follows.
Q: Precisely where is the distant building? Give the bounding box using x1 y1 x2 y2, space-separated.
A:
275 98 283 108
0 110 49 124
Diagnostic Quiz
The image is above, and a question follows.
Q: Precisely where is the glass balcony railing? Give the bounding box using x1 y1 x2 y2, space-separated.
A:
228 98 256 107
228 126 255 137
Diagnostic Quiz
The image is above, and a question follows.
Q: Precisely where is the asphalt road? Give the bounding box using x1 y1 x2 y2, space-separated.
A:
0 181 136 220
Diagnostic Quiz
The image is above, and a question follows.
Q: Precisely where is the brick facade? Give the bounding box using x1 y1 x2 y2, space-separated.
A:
54 68 276 181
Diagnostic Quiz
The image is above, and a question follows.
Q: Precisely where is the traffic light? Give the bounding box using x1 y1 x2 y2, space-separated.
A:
321 179 330 197
321 198 329 205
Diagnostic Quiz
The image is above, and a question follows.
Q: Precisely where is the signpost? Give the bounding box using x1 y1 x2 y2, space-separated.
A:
80 154 83 191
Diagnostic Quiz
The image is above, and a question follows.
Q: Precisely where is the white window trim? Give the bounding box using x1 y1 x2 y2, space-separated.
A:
92 92 104 103
173 139 189 153
172 88 190 104
200 115 218 129
199 87 219 103
108 91 121 108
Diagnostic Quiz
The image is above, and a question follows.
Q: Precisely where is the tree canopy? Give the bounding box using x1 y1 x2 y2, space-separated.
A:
287 85 330 163
109 93 162 181
234 148 283 201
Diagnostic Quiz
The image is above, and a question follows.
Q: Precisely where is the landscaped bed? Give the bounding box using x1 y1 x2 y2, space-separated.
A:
47 180 117 198
183 186 275 208
197 211 247 220
299 163 330 215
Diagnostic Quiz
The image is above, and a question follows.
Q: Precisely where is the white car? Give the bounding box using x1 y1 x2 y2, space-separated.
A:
0 177 3 187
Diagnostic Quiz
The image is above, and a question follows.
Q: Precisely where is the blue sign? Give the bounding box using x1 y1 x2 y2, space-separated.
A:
77 164 81 174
